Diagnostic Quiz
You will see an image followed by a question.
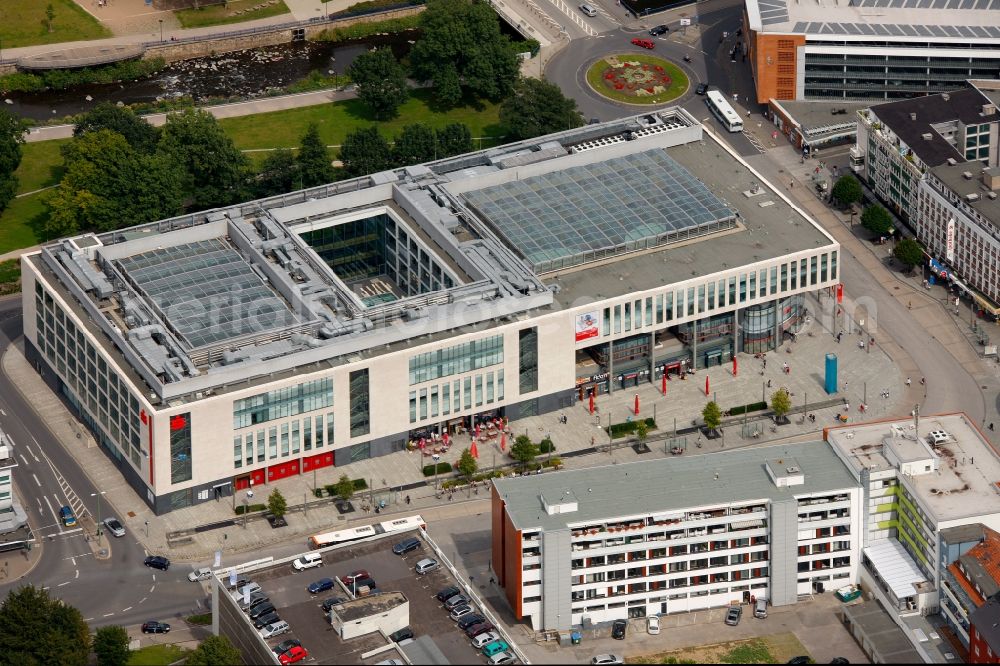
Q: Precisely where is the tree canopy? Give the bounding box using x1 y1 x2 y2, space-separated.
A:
409 0 520 107
702 401 722 432
393 123 438 166
0 585 90 666
771 389 792 421
267 488 287 519
185 635 243 666
893 237 924 269
510 435 539 469
93 625 129 666
0 109 25 215
831 174 863 207
73 103 159 154
158 108 249 209
253 148 298 198
456 447 478 478
297 123 335 188
500 76 584 141
339 127 392 178
335 473 355 502
348 47 409 120
436 123 473 158
861 205 892 236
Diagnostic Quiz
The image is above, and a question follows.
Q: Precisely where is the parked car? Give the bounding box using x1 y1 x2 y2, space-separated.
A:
340 569 370 585
353 576 377 591
444 594 469 610
450 605 475 621
59 506 77 527
375 661 403 666
415 558 440 575
389 627 414 642
260 620 290 639
188 567 212 582
695 83 709 95
271 638 301 656
579 2 597 16
143 555 170 571
483 639 511 657
279 646 308 665
649 24 668 35
754 597 768 619
249 602 277 620
225 576 251 590
465 622 495 638
457 613 485 630
307 578 336 595
253 611 281 629
647 615 660 635
234 582 262 598
392 537 421 555
292 553 322 571
473 631 502 649
240 592 269 612
787 658 810 665
829 659 850 665
592 656 624 665
487 653 515 666
725 606 743 626
103 517 125 538
631 38 655 49
611 619 627 640
436 586 460 602
141 621 170 634
321 597 347 612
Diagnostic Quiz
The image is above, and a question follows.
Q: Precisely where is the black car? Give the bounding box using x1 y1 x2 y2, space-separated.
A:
436 586 460 602
245 595 271 613
249 602 276 620
253 610 281 629
611 619 627 640
141 621 170 634
272 639 301 656
696 83 709 95
143 555 170 571
353 576 377 592
829 659 850 665
457 614 485 630
392 537 421 555
321 597 347 612
787 658 810 665
649 24 668 36
389 627 414 642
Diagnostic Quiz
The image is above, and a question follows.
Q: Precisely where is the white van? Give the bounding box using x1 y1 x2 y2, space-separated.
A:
579 2 597 16
292 553 323 571
754 598 767 619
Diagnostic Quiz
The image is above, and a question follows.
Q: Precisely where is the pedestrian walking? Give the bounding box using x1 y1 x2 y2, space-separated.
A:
905 377 911 386
990 423 995 432
836 331 843 343
767 379 772 388
405 495 411 505
763 359 767 369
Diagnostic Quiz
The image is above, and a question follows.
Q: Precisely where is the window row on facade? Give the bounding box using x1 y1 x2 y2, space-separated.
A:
409 370 505 424
233 411 336 469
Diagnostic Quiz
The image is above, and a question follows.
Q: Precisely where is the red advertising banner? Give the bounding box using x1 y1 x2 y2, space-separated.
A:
575 311 599 342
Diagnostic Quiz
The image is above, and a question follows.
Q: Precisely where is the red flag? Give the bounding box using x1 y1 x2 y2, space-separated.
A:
634 393 640 416
705 375 710 396
500 432 506 451
661 373 667 396
836 283 844 304
470 441 479 459
589 392 595 415
733 356 738 377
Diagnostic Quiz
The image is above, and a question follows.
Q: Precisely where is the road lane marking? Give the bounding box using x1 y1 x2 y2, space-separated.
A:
84 618 94 622
1 409 7 416
149 585 155 593
121 606 132 612
32 473 40 487
57 581 69 587
102 613 114 617
74 569 79 578
24 445 39 463
18 454 29 467
42 495 58 523
139 597 147 604
71 557 76 566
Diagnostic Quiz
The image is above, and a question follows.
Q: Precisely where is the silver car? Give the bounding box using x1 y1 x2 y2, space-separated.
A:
187 567 212 582
103 517 126 538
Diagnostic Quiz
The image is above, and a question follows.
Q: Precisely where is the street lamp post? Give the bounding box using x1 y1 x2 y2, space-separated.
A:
159 19 163 43
144 520 149 538
90 491 106 545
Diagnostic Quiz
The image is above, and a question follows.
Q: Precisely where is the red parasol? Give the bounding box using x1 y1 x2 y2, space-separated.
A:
470 441 479 459
661 373 667 396
419 437 426 450
442 432 450 446
732 356 738 377
500 432 506 451
634 393 640 416
705 375 710 396
589 391 595 415
474 423 480 439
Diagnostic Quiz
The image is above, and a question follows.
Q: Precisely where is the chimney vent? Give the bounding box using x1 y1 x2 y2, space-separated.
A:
910 112 918 121
922 133 933 140
984 103 996 116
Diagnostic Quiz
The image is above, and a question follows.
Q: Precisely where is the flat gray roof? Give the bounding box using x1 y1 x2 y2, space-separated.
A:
930 163 1000 225
771 100 869 134
494 440 857 532
841 602 924 664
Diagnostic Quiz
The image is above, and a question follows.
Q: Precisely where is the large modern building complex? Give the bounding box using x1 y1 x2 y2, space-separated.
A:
490 441 863 630
21 110 840 513
744 0 1000 103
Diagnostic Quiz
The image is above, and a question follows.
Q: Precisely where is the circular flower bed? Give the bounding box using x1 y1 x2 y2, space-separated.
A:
586 54 688 105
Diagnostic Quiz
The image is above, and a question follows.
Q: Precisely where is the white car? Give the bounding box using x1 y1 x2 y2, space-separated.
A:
259 620 290 639
488 653 516 665
187 567 212 582
450 605 475 621
591 656 624 665
473 631 501 649
647 615 660 635
103 517 126 538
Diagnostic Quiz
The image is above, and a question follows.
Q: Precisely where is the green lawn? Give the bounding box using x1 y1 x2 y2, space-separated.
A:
0 0 110 49
175 0 291 28
127 643 190 666
16 140 68 195
0 140 69 256
0 193 47 254
219 88 506 150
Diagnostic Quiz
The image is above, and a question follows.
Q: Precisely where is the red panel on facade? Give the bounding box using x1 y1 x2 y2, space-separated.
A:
268 461 300 482
302 452 334 472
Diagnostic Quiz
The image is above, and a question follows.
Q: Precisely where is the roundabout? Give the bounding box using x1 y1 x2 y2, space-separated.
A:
585 53 688 105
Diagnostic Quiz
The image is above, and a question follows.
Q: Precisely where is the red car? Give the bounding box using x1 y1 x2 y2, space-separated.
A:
279 645 308 665
631 38 655 49
340 569 371 585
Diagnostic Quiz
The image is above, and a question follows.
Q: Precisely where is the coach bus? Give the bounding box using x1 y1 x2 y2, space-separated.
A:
705 90 744 133
308 514 425 549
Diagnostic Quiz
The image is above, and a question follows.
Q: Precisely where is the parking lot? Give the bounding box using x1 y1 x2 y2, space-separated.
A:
229 533 494 665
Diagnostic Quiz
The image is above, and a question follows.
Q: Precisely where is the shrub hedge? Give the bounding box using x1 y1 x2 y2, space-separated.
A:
608 418 657 439
422 462 452 477
234 503 266 515
728 401 768 416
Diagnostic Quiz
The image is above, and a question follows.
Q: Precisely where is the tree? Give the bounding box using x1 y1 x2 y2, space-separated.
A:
158 108 249 209
348 48 409 120
830 175 862 207
267 488 287 519
185 635 242 666
436 123 473 158
45 4 55 32
46 130 184 236
635 420 649 442
500 76 584 141
510 435 539 469
93 625 129 666
253 148 298 198
296 123 335 188
0 109 25 215
0 585 90 666
339 127 392 178
334 473 355 502
702 401 722 433
894 237 924 270
409 0 520 106
393 124 438 166
771 389 792 423
456 447 478 479
73 103 159 154
861 205 892 236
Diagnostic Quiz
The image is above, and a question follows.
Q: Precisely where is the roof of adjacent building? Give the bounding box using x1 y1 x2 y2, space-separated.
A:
827 413 1000 523
840 602 924 664
493 440 856 531
871 88 994 168
331 591 407 622
972 595 1000 652
928 162 1000 225
747 0 1000 38
950 526 1000 606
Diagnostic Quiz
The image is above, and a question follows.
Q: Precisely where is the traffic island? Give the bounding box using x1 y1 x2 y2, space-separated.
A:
585 54 688 105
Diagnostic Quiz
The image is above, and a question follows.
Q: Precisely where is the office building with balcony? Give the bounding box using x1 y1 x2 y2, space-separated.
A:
490 440 862 631
745 0 1000 103
21 110 840 514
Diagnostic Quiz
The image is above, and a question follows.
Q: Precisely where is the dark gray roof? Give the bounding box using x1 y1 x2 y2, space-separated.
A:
872 88 994 168
841 602 924 663
941 523 988 546
972 595 1000 651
